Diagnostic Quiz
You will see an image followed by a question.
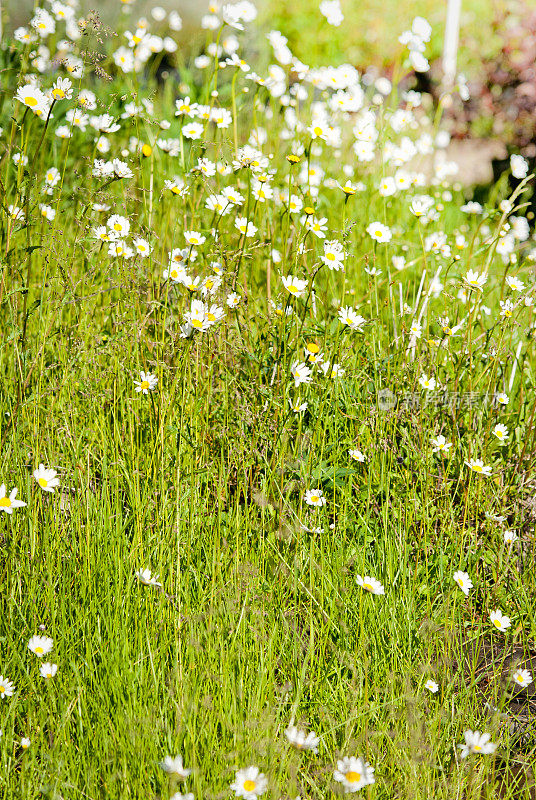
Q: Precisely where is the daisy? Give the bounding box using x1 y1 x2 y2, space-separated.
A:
366 221 392 243
230 766 268 799
0 485 27 514
463 270 487 290
160 755 192 778
495 392 509 406
20 737 31 750
458 730 496 758
226 293 241 308
333 756 375 793
321 240 345 271
134 372 158 394
15 84 48 115
349 449 365 462
133 238 152 257
107 214 130 236
356 575 385 595
234 217 257 237
410 194 434 217
182 122 204 139
504 530 518 544
285 725 320 753
304 489 326 507
136 568 162 587
184 230 206 247
492 424 509 444
453 571 473 596
33 464 60 493
431 434 452 454
506 275 525 292
424 679 439 693
418 373 436 391
512 668 532 689
282 275 307 297
490 609 511 633
465 459 492 477
28 635 53 657
39 662 58 679
289 398 308 413
338 306 366 331
0 676 15 699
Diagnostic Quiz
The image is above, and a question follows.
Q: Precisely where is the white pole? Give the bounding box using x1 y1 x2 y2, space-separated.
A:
443 0 462 88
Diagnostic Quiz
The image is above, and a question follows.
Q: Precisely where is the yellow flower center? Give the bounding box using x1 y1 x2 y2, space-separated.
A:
140 381 149 390
114 224 122 231
307 343 320 353
170 270 178 278
25 95 38 107
0 497 12 507
191 319 203 328
313 126 323 136
35 646 44 654
52 88 65 99
473 745 482 752
363 583 374 592
346 772 361 783
310 495 319 503
493 618 502 628
288 285 298 293
142 144 152 157
0 685 5 693
473 464 483 473
38 478 48 488
243 780 256 792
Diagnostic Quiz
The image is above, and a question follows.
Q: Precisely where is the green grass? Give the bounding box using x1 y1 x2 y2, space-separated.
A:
261 0 498 72
0 4 535 800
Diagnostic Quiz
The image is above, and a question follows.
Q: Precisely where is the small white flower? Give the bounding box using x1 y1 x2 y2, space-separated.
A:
304 489 326 507
349 449 365 462
458 730 496 759
512 668 532 689
39 662 58 679
453 571 473 596
333 756 375 793
0 676 15 699
230 766 268 799
418 373 436 391
28 635 53 657
490 609 511 633
135 568 162 588
33 464 60 493
356 575 385 595
159 755 192 778
0 484 27 514
366 221 392 243
285 725 320 753
424 679 439 693
431 434 452 455
134 371 158 394
282 275 307 297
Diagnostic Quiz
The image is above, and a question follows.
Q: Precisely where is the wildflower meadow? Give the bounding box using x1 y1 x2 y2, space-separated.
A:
0 0 535 798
